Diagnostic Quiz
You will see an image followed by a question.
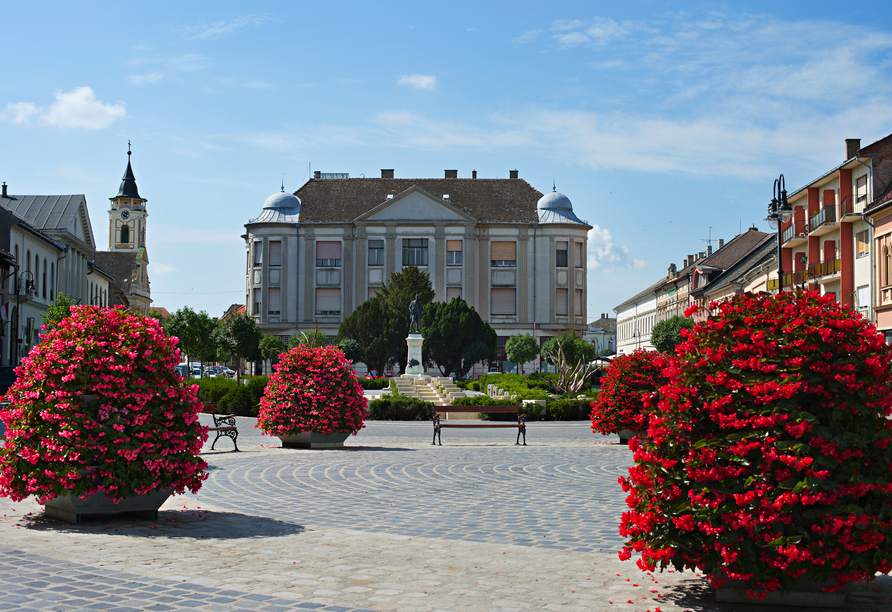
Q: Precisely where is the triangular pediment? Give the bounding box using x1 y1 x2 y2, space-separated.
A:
356 186 476 223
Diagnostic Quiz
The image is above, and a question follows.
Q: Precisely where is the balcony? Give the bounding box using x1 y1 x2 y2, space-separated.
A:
840 195 865 222
782 221 808 247
766 259 841 291
808 205 837 237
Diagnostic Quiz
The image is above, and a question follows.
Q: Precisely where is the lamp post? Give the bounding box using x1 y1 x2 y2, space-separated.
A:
765 174 794 292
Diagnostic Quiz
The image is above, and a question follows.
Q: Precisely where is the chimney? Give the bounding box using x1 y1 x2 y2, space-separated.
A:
509 169 519 179
1 182 6 198
688 254 694 266
472 170 477 179
381 169 394 179
313 171 321 179
846 138 861 160
707 245 713 256
668 262 677 278
718 238 724 249
445 169 457 179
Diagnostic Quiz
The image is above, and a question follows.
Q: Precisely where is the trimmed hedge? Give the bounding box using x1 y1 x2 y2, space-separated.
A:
474 373 552 400
191 375 269 418
358 377 390 390
546 398 593 421
367 396 433 421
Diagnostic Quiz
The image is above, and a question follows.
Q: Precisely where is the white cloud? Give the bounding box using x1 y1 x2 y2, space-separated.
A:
587 225 644 271
126 53 205 86
39 87 125 130
151 263 178 277
128 73 164 86
0 102 42 125
511 29 542 44
551 19 585 31
179 14 270 40
554 32 591 47
398 74 437 90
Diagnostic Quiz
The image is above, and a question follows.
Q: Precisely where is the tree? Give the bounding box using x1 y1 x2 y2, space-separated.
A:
214 312 262 381
378 267 435 372
337 338 364 364
504 333 539 376
541 334 596 369
165 307 218 370
420 297 497 378
288 329 329 348
338 296 403 375
650 315 694 354
40 294 79 334
259 334 287 374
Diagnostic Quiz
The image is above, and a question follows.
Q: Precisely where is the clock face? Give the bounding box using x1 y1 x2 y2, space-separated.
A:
121 209 130 219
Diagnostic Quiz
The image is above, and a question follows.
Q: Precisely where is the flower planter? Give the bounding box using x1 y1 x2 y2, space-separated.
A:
278 432 351 449
44 488 173 525
716 578 844 608
617 429 639 445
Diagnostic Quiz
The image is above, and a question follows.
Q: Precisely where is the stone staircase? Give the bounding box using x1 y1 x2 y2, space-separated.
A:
392 375 467 407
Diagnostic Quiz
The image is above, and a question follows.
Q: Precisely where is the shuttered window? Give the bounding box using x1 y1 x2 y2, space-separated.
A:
316 288 341 315
447 240 462 266
268 287 281 314
491 241 516 267
574 242 583 268
857 285 869 310
574 289 583 315
269 241 282 266
253 242 262 266
556 241 568 267
556 288 568 316
368 286 380 299
446 286 462 302
491 288 516 315
316 241 342 267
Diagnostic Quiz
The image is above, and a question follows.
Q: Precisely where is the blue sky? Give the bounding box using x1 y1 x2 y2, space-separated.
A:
2 1 892 321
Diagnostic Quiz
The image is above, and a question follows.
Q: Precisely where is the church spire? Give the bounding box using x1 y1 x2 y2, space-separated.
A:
115 141 142 199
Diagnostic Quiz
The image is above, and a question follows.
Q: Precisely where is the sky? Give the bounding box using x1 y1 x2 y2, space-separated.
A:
2 1 892 321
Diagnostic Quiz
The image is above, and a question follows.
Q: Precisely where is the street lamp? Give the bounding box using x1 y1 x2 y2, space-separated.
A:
765 174 794 292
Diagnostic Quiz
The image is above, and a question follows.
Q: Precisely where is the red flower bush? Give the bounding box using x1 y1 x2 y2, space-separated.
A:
618 291 892 596
0 306 208 504
591 350 669 435
257 344 367 437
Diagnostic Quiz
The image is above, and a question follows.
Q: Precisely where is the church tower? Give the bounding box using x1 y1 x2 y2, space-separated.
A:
108 142 147 251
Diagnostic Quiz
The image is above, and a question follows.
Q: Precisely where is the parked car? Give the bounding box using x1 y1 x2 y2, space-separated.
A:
220 367 235 378
174 364 189 378
205 366 223 377
191 364 202 378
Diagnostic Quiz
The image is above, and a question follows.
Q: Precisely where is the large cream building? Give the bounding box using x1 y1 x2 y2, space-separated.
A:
243 169 591 373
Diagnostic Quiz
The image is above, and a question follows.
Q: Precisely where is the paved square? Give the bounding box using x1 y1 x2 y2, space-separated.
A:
1 417 890 611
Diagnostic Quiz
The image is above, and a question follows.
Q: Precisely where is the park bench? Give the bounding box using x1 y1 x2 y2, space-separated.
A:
202 404 240 451
432 405 526 446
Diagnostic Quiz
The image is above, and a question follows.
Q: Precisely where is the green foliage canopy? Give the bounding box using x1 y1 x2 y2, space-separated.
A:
421 297 496 378
504 333 539 375
41 294 78 334
338 296 403 374
650 315 695 354
213 312 262 381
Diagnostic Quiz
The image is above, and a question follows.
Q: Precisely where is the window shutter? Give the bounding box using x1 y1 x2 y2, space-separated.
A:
316 241 342 259
491 241 516 261
574 243 583 267
269 287 281 313
446 287 462 302
316 288 341 313
446 240 462 252
253 242 262 265
556 289 568 316
574 289 583 314
491 288 516 315
269 241 282 266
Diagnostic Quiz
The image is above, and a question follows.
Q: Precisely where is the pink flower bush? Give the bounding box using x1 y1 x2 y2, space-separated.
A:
0 306 208 504
619 291 892 597
257 344 367 437
590 350 669 436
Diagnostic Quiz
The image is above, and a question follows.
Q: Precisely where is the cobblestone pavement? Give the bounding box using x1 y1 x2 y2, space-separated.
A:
1 417 890 611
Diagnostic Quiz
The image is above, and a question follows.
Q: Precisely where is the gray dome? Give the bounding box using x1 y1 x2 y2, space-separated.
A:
537 189 586 225
263 189 301 212
537 190 573 211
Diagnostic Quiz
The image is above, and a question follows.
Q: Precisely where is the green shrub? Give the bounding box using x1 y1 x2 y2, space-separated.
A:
367 396 432 420
389 379 400 397
245 376 269 405
546 398 592 421
451 396 525 421
218 384 258 417
357 377 389 390
475 373 551 400
192 378 238 407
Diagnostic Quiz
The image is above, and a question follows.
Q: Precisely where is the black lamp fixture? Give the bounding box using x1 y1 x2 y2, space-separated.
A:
765 174 794 291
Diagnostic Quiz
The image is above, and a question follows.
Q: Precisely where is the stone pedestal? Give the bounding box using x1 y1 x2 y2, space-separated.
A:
406 333 424 375
44 489 172 525
278 432 351 449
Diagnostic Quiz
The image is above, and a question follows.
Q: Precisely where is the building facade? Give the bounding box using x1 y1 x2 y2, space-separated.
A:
243 169 591 374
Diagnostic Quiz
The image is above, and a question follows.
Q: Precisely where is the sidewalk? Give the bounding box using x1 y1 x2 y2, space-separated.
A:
1 419 890 611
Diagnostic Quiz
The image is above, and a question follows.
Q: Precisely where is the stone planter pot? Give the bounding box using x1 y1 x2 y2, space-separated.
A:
717 578 844 608
44 488 173 525
278 432 352 449
617 429 639 445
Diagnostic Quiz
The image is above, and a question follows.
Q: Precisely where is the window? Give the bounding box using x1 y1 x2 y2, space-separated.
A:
857 285 870 310
316 241 342 267
368 286 380 299
447 240 462 266
268 287 281 315
575 289 583 315
402 239 428 266
446 286 462 302
885 247 892 287
269 241 282 267
253 242 262 266
556 288 568 316
368 240 384 266
50 263 54 300
491 288 516 315
121 224 130 244
43 258 47 299
556 241 568 267
491 241 516 267
856 230 869 258
316 288 341 315
575 243 583 268
856 175 868 204
253 288 261 315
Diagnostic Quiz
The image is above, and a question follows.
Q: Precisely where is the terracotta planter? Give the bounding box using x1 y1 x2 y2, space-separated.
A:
716 578 844 608
278 432 351 449
44 488 172 525
617 429 639 445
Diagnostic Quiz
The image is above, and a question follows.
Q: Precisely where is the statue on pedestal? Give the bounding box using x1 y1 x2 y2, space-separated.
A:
409 293 423 334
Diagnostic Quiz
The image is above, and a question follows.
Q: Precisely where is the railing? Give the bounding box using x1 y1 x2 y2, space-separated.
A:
809 205 837 230
809 258 841 278
782 221 807 243
839 195 864 217
767 259 841 290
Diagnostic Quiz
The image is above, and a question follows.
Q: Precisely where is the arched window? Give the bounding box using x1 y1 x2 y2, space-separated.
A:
121 224 130 244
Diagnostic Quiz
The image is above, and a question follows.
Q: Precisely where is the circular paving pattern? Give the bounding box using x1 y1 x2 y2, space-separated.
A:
197 421 635 553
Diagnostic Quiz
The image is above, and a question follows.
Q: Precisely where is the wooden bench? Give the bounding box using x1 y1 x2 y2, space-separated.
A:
202 404 240 451
432 405 526 446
